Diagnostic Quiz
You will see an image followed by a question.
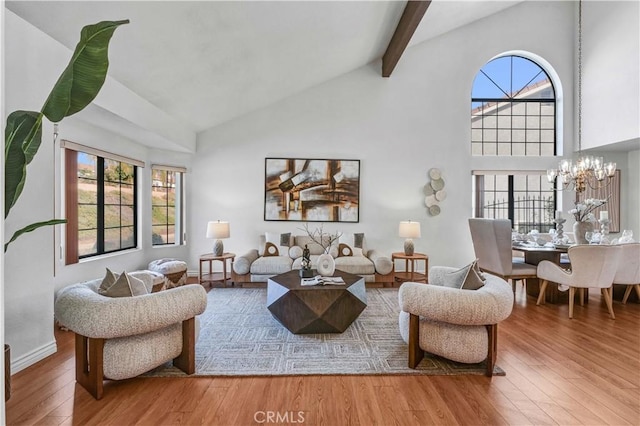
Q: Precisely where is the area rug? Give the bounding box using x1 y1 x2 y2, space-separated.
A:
145 288 503 377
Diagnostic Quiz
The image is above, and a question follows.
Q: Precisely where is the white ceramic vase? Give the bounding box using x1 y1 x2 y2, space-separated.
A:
317 253 335 276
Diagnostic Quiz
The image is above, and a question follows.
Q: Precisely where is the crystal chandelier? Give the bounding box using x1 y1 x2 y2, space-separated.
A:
547 0 616 193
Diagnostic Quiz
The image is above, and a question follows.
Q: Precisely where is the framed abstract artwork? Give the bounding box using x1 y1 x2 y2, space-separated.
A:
264 158 360 222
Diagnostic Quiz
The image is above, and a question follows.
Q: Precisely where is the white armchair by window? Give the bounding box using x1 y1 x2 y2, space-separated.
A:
54 273 207 399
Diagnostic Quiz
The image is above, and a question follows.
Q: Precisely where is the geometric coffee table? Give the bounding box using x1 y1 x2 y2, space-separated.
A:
267 269 367 334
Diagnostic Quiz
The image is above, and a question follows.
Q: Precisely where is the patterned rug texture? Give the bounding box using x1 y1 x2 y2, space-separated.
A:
146 287 502 377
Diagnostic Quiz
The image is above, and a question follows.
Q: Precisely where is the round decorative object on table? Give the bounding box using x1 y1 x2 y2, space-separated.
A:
317 253 336 276
429 168 442 180
429 205 441 216
573 221 595 244
430 178 445 191
435 189 447 201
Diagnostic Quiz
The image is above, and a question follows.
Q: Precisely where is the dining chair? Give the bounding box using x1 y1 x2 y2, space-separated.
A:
468 218 538 293
536 245 621 319
612 243 640 304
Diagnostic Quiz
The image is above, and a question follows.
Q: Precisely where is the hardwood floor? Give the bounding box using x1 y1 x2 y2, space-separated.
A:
6 286 640 425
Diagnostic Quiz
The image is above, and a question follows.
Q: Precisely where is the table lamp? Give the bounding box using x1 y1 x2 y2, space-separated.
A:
206 220 230 256
399 220 421 256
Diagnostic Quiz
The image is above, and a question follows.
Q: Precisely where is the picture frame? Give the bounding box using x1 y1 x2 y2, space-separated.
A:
576 169 621 233
264 158 360 222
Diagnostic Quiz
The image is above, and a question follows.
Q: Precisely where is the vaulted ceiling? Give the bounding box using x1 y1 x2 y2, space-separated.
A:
6 1 523 136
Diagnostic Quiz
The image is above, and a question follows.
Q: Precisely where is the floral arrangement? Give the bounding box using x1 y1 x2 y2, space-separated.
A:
569 198 606 222
299 223 341 254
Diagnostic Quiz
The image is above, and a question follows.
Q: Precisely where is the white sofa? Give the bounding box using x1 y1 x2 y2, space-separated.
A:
232 232 394 285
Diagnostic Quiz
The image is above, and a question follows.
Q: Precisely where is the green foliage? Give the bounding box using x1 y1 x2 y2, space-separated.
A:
4 20 128 252
4 219 67 252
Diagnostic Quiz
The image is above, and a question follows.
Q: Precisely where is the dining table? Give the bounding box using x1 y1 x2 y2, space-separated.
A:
511 241 577 304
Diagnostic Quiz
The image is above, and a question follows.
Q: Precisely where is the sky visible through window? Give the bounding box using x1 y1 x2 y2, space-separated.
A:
472 56 549 109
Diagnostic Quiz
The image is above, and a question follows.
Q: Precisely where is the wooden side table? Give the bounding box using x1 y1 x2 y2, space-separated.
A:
199 253 235 287
392 252 428 284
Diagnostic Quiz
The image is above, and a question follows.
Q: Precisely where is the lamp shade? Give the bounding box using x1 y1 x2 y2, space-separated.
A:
399 221 421 239
206 221 230 239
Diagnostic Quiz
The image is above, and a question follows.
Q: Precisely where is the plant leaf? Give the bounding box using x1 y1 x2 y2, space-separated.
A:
42 20 129 122
5 111 42 218
4 219 67 252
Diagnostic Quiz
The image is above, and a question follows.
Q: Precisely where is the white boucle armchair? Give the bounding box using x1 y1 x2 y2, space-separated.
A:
398 267 513 376
54 274 207 399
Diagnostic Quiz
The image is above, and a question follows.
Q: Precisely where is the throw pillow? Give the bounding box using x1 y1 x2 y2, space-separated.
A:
472 260 487 281
441 261 485 290
263 242 280 257
264 232 290 256
338 233 365 257
98 268 118 293
337 243 353 257
99 271 148 297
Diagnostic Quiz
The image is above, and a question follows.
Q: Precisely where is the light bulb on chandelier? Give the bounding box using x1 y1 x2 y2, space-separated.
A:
546 0 616 193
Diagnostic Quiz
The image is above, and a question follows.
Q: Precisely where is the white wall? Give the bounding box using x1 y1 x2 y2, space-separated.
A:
3 10 193 372
581 1 640 149
189 1 579 270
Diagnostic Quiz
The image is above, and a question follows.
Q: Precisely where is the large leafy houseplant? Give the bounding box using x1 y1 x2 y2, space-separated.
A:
4 20 129 252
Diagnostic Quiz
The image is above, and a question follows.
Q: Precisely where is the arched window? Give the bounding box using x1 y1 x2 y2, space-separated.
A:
471 55 558 232
471 55 555 156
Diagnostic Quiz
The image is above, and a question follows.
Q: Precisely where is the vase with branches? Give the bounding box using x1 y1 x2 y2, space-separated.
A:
299 223 342 254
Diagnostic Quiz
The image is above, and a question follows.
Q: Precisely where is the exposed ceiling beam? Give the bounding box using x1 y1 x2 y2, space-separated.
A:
382 0 431 77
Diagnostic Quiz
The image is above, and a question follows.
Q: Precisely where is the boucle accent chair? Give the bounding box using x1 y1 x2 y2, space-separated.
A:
468 218 538 293
536 245 621 319
398 267 514 376
54 273 207 399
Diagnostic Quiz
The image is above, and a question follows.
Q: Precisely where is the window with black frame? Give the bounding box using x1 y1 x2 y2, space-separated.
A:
64 143 140 263
471 55 559 231
151 166 185 246
471 55 556 157
474 172 556 233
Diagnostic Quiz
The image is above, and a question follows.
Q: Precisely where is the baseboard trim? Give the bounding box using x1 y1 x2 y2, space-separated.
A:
10 341 57 374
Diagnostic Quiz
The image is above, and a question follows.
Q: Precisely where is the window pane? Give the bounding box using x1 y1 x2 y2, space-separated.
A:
104 228 121 251
121 206 135 227
78 230 97 257
152 206 167 226
152 169 182 246
78 178 97 203
512 143 526 156
121 226 135 249
104 205 121 228
497 143 511 156
541 143 555 156
152 225 168 245
78 153 97 178
78 205 97 230
118 163 134 184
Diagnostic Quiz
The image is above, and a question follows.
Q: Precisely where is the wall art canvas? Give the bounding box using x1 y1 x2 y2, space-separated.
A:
264 158 360 222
